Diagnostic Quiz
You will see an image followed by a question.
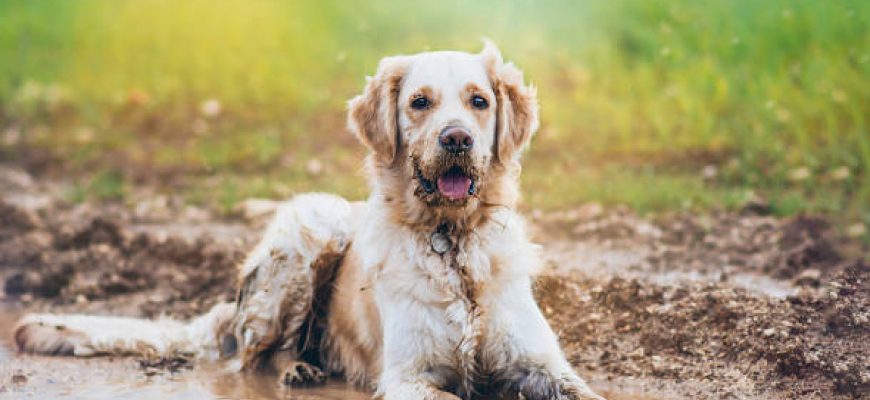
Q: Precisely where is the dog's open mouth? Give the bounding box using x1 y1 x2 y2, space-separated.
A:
416 164 476 201
437 166 474 200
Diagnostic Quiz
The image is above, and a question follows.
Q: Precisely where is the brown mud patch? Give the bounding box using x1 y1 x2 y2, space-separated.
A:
1 167 868 399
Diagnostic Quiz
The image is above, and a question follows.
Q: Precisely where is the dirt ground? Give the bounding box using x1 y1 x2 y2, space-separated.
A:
0 164 868 400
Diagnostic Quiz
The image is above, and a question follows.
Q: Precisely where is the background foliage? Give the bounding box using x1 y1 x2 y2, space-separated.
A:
1 0 867 224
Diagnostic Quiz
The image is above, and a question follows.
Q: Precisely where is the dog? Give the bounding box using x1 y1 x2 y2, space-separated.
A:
14 42 604 400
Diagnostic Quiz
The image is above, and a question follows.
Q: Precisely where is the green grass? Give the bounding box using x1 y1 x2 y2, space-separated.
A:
0 0 868 223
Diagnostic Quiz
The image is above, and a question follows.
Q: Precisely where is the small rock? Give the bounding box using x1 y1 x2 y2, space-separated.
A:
75 294 88 304
11 371 27 385
794 268 822 287
762 328 776 337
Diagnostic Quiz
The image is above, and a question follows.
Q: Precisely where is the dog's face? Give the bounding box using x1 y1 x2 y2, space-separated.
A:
399 51 496 204
349 42 538 212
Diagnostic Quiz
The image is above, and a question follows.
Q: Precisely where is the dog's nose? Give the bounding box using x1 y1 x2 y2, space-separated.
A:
439 126 474 154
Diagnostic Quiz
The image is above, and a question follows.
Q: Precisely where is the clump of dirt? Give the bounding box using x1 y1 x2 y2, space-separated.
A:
138 354 194 375
650 213 843 280
536 260 870 399
0 198 246 318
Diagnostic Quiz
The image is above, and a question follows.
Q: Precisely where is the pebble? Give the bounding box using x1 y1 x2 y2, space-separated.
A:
11 372 27 385
794 268 822 286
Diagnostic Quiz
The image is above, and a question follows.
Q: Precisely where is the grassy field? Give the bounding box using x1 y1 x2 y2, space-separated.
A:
0 0 868 226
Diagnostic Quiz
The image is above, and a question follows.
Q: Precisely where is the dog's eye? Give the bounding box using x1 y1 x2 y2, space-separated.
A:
410 96 430 110
470 95 488 110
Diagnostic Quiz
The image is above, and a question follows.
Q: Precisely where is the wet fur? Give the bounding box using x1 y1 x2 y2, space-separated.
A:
13 42 602 400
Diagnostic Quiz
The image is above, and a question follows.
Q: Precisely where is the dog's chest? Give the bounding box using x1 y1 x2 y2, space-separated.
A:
363 211 538 386
412 233 498 378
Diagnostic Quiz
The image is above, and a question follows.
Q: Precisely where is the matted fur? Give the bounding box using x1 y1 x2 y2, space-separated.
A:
13 42 603 400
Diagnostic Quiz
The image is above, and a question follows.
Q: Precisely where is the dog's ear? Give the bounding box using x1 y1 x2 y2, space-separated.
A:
348 55 411 165
480 41 539 164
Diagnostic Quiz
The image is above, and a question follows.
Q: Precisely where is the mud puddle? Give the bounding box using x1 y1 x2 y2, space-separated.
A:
0 305 372 400
0 309 660 400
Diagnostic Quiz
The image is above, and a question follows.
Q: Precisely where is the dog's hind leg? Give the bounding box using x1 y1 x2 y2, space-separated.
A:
14 302 236 359
15 193 354 386
231 193 354 385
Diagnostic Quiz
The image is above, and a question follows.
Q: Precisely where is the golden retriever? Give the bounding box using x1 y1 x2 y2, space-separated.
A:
14 42 603 400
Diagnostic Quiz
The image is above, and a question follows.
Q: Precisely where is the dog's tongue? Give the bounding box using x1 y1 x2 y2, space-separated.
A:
437 170 472 200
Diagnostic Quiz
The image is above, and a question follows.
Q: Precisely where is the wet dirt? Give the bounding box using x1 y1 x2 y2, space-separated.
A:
0 309 371 399
1 166 868 399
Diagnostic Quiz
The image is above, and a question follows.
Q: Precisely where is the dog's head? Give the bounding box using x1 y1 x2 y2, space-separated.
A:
349 42 538 223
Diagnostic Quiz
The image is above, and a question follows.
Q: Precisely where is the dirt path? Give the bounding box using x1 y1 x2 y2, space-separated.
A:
0 165 867 399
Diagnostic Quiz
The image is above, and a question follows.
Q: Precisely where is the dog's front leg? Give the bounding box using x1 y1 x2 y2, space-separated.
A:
374 297 460 400
488 280 605 400
376 357 461 400
374 382 460 400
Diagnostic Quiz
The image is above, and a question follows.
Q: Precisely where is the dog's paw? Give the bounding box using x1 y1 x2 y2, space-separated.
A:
506 367 605 400
557 381 606 400
279 361 327 387
375 386 462 400
14 315 94 356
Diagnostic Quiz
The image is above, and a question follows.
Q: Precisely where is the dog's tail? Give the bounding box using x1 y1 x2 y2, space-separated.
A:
13 302 236 360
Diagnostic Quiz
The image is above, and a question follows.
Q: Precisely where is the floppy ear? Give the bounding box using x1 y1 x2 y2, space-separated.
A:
480 41 540 164
347 56 411 165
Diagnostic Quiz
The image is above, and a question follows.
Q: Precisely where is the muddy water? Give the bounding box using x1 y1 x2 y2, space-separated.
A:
0 307 662 399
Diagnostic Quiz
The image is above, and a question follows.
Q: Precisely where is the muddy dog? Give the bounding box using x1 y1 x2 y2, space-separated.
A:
14 42 604 400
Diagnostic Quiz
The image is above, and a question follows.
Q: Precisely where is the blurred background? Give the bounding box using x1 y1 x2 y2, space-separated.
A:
1 0 867 227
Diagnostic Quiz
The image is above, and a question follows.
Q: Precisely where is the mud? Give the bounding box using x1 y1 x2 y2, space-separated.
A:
1 166 868 399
